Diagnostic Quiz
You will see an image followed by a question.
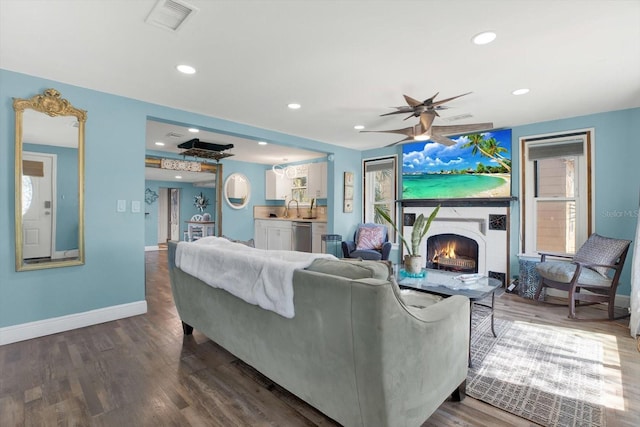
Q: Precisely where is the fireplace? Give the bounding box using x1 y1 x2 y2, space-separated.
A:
427 233 479 273
402 203 510 285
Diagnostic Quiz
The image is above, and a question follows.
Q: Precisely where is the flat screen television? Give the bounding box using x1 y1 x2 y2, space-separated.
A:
402 128 512 199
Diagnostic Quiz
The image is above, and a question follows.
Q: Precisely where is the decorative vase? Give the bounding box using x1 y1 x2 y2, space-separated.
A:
202 213 211 221
404 255 423 274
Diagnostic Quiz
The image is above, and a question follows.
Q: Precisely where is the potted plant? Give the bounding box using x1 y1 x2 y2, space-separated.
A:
375 205 440 274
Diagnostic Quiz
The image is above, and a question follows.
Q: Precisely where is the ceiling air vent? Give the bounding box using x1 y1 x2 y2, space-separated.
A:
145 0 199 32
166 132 184 138
443 113 473 122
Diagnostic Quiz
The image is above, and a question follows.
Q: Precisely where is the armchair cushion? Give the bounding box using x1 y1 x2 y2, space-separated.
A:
355 225 386 250
573 233 631 277
535 261 612 287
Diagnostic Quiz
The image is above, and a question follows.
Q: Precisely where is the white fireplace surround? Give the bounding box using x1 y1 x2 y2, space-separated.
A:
402 206 509 280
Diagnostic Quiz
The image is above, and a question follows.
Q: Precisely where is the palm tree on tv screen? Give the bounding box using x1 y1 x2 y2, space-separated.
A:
462 133 511 172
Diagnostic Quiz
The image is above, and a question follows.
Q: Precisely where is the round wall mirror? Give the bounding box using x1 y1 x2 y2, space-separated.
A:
224 173 250 209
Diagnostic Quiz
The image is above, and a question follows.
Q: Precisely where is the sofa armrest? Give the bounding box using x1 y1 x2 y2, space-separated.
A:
380 241 392 261
349 279 470 426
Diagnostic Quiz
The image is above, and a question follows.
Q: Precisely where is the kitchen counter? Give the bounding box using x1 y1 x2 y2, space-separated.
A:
253 205 327 223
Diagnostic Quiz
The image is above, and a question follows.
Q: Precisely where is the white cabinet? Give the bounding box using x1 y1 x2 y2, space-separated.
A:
307 162 327 199
265 169 292 200
254 219 292 250
267 223 292 251
312 222 327 253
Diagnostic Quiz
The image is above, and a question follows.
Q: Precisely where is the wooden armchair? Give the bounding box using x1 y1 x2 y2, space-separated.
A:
534 233 631 320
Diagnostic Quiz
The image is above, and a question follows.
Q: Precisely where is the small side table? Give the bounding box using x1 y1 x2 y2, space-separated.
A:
321 234 342 257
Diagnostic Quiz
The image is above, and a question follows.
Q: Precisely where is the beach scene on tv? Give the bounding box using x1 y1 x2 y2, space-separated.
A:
402 128 512 199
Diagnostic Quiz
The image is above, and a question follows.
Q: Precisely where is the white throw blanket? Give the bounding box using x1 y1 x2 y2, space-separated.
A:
175 236 336 318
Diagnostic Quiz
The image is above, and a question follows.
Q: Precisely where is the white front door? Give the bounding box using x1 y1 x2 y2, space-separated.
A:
22 152 54 259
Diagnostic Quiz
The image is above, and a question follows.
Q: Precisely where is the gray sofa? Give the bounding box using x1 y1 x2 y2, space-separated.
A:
168 241 469 427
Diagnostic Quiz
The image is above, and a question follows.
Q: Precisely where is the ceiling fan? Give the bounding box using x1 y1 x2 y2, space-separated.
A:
363 92 493 146
381 91 472 120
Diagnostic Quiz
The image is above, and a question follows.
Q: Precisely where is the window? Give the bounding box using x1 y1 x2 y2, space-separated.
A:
363 156 397 241
520 130 593 254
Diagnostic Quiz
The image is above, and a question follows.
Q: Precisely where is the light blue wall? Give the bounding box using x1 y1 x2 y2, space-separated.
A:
0 69 363 329
509 108 640 295
364 108 640 295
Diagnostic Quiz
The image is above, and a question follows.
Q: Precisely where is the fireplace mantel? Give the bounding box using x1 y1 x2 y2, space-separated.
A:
399 197 517 208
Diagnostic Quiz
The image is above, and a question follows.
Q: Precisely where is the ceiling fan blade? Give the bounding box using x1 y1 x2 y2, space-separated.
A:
384 136 415 147
421 92 439 105
419 112 436 132
432 122 494 136
361 126 416 138
403 94 423 107
430 91 472 107
429 134 457 146
380 106 413 117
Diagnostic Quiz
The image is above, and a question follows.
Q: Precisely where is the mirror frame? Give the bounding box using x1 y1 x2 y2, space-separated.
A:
224 173 251 210
13 88 87 271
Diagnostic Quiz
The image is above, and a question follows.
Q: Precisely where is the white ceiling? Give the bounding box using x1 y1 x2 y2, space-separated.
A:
2 0 639 170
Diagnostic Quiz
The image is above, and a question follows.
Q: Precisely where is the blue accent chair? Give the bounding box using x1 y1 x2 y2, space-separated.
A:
341 223 392 261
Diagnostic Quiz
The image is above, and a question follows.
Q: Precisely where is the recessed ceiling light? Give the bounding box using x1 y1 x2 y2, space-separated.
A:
354 125 365 130
154 141 165 146
512 88 530 95
472 31 497 45
176 64 196 74
287 103 301 110
175 175 183 179
258 141 268 145
188 128 199 133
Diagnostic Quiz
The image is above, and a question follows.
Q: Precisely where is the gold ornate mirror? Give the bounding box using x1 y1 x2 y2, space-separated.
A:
13 89 86 271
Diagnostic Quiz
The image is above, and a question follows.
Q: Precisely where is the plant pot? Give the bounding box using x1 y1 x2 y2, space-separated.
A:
404 255 423 274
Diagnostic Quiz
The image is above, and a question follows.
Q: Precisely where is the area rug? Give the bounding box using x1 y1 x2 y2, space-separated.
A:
469 308 606 427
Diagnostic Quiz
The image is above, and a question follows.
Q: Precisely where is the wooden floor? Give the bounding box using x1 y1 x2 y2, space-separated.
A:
1 250 638 426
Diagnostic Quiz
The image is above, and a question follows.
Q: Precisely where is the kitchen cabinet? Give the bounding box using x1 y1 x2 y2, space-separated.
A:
307 162 327 199
254 219 292 250
265 169 292 200
312 222 327 253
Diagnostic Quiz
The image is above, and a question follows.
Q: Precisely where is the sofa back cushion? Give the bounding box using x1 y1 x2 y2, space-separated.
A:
307 258 389 281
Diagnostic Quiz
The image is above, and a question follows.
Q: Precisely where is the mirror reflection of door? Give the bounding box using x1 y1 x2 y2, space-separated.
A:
22 152 54 259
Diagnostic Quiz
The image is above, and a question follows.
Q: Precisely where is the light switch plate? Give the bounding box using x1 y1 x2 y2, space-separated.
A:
131 200 141 213
117 199 126 213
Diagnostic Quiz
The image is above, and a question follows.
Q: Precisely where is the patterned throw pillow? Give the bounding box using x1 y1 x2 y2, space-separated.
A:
574 233 630 277
355 226 385 250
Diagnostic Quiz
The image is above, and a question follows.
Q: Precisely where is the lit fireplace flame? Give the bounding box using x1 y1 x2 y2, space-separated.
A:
433 242 457 261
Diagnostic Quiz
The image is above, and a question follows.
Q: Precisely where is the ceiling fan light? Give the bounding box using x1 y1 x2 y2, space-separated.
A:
472 31 496 45
414 134 431 141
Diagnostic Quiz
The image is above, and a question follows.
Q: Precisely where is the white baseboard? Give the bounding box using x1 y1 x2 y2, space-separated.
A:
0 300 147 346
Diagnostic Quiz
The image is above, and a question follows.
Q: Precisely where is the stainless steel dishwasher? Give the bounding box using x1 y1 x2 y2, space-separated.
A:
292 222 312 252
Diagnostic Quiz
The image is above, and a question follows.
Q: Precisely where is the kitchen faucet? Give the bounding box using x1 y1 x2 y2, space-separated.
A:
286 199 300 218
